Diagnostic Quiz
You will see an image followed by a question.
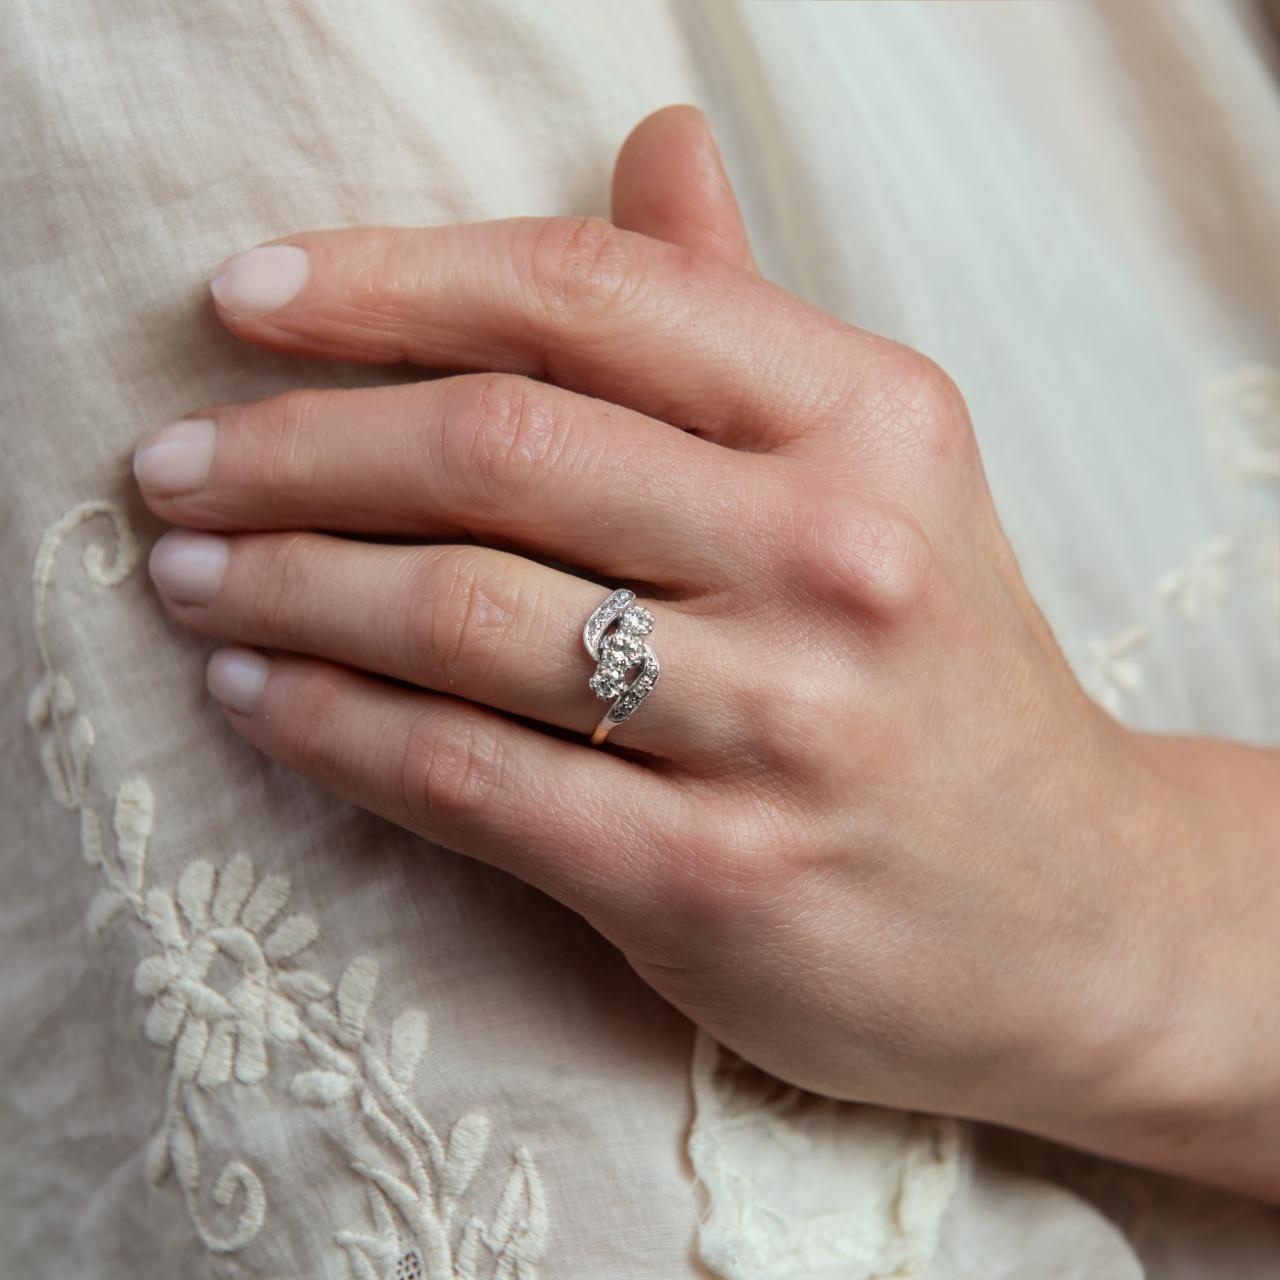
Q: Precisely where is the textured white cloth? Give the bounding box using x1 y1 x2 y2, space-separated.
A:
2 1 1278 1277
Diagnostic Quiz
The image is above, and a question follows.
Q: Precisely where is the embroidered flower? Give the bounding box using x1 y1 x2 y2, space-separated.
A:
1156 535 1234 623
133 853 329 1087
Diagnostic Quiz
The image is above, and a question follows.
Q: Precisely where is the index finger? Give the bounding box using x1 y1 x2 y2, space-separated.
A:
208 217 881 451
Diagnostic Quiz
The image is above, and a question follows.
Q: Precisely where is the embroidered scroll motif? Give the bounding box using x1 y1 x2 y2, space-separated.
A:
29 501 550 1278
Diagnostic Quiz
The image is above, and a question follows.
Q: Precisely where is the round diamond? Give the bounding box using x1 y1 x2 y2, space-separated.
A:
619 605 654 636
609 635 643 663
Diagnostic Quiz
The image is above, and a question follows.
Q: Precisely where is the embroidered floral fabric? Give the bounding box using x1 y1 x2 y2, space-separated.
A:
3 1 1278 1277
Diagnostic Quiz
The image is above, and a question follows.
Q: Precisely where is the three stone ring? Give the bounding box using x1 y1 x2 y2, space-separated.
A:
582 588 660 745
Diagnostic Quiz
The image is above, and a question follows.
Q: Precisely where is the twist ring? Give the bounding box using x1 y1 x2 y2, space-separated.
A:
582 588 660 744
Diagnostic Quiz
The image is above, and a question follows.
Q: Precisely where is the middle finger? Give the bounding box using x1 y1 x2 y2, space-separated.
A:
136 373 767 592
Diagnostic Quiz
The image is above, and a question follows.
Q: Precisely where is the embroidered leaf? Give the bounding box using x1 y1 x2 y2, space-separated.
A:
336 956 379 1045
389 1009 429 1086
86 888 127 935
211 925 262 970
266 992 301 1042
1111 660 1143 695
49 670 75 721
228 978 266 1027
26 678 51 729
175 1015 210 1082
144 889 187 950
235 1019 269 1084
186 934 217 973
516 1143 550 1244
134 953 177 997
239 873 289 935
291 1071 355 1106
144 1127 171 1186
51 673 76 717
175 979 236 1023
114 778 155 892
40 739 73 808
198 1022 235 1089
487 1144 550 1259
170 1112 199 1192
276 969 330 1002
177 860 216 933
79 807 103 867
441 1111 491 1201
211 852 255 927
456 1216 484 1280
68 715 94 788
144 992 187 1045
335 1245 382 1280
263 914 318 962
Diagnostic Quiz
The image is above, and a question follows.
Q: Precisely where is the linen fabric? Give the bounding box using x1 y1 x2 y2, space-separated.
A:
2 1 1277 1277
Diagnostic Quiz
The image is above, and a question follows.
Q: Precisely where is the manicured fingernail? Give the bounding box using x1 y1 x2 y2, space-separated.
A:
148 531 228 605
210 245 309 316
134 419 217 495
207 647 269 715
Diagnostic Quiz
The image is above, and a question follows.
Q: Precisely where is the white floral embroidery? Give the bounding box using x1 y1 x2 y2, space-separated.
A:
1072 364 1279 721
688 1034 962 1278
1203 364 1280 486
134 852 325 1089
29 500 550 1278
1155 534 1235 623
1080 624 1150 716
287 964 549 1279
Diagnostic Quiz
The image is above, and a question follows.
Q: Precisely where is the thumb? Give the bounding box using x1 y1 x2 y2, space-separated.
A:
611 104 758 273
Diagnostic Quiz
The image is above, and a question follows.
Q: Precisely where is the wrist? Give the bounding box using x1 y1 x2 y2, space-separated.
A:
1049 729 1280 1201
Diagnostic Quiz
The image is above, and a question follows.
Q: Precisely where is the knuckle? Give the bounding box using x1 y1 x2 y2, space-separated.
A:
651 804 803 946
250 532 322 644
413 549 523 690
525 215 646 324
400 708 505 829
905 354 971 441
788 486 938 622
437 374 566 506
652 819 744 933
281 666 357 781
730 666 844 775
841 342 975 465
253 388 330 487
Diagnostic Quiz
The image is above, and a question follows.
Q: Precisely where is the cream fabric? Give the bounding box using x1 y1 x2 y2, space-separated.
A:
2 1 1278 1277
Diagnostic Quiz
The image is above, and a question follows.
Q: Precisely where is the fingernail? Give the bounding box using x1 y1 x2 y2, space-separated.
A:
210 244 309 317
207 647 269 715
148 531 229 605
134 418 217 495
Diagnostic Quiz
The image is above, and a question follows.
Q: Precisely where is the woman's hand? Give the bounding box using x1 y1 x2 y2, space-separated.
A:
134 107 1280 1201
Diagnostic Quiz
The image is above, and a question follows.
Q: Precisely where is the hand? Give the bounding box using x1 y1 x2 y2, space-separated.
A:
135 107 1280 1201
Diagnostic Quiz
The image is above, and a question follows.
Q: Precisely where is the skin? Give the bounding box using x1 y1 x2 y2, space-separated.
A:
135 106 1280 1203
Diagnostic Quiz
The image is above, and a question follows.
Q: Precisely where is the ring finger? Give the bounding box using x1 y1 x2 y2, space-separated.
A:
148 528 723 757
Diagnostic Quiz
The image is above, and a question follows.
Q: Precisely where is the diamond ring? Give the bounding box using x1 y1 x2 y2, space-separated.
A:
582 588 660 745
